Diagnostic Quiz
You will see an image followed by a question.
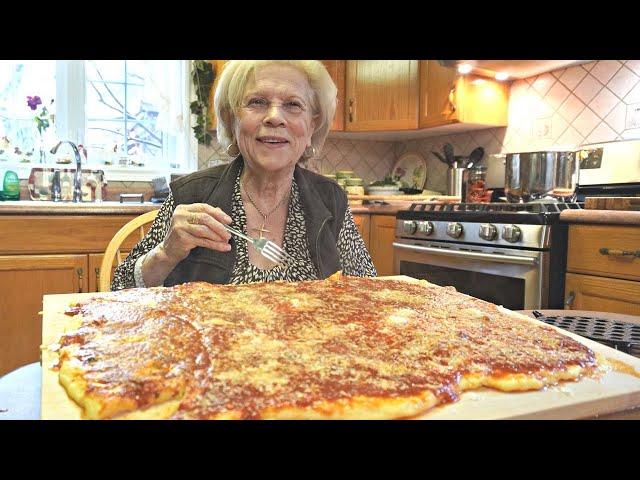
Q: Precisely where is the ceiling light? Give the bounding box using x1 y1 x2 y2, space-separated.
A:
457 64 473 74
495 72 509 81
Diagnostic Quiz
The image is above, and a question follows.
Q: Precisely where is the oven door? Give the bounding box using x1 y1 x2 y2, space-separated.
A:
393 239 550 310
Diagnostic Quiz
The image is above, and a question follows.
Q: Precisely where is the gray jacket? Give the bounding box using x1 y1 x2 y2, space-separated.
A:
164 156 347 286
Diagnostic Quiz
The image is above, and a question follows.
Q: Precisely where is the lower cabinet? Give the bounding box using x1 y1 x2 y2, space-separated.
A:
352 213 370 250
369 215 397 277
0 254 88 376
565 273 640 316
0 213 144 376
565 223 640 316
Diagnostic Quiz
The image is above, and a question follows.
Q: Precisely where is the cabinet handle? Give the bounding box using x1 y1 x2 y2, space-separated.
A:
348 98 354 122
565 291 576 306
448 86 457 114
77 267 84 293
95 267 100 290
599 247 640 258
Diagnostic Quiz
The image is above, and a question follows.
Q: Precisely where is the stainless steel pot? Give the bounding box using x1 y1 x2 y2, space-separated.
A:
504 151 579 203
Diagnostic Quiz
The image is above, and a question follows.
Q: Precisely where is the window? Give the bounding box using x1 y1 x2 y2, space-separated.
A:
0 60 196 181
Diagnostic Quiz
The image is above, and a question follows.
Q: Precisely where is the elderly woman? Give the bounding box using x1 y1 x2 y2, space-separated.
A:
112 60 376 290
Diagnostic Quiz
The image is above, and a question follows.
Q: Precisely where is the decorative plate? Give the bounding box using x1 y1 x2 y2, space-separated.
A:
391 152 427 190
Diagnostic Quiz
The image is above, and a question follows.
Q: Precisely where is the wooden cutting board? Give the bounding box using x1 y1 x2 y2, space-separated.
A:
40 277 640 420
585 196 640 211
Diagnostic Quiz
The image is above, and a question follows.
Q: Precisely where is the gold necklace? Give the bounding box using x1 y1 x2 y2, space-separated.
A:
241 181 290 239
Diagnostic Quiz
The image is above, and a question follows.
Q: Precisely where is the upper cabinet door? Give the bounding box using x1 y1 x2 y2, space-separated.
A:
207 60 228 130
345 60 419 131
419 60 509 129
321 60 345 132
419 60 459 127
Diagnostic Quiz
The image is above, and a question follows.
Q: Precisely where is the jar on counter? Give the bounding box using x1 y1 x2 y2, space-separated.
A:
466 165 491 203
335 170 354 180
345 177 364 205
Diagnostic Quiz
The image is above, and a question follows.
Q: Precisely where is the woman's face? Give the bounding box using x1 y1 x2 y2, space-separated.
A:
234 64 316 175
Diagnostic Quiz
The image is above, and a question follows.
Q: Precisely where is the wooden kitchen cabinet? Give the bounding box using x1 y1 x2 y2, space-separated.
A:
345 60 419 131
321 60 346 131
207 60 228 131
369 215 397 276
419 60 509 129
565 273 640 316
352 213 370 250
0 254 88 376
565 224 640 315
0 212 148 376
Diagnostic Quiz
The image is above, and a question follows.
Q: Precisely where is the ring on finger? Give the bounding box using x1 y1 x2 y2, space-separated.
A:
188 213 199 225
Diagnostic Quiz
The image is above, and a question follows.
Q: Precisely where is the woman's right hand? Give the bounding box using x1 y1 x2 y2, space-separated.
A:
160 203 233 263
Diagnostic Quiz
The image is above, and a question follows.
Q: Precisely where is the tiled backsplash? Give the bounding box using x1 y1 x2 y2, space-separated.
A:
195 60 640 194
198 138 397 186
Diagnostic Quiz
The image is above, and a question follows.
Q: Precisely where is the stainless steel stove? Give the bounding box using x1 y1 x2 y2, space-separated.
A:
393 202 583 310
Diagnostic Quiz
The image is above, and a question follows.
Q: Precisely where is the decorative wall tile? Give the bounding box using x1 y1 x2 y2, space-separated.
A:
625 60 640 76
623 82 640 105
608 66 639 99
556 126 584 148
559 94 586 124
590 87 620 119
585 121 617 144
604 102 627 134
589 60 622 85
545 81 570 111
573 107 601 138
559 66 588 90
532 73 556 96
573 74 603 105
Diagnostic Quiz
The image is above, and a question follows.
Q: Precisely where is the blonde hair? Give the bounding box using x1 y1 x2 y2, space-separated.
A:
214 60 337 157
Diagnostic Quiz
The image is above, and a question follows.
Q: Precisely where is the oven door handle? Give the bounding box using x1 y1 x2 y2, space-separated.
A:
392 242 538 266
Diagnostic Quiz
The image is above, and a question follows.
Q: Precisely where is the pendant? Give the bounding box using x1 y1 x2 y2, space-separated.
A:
252 221 271 239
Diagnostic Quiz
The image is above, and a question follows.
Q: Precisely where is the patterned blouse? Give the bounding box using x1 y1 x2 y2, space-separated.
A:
111 169 377 290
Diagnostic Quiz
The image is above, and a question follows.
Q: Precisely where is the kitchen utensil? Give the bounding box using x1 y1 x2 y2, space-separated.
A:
505 151 578 203
223 224 295 266
443 143 454 167
466 147 485 169
431 151 450 167
391 152 427 190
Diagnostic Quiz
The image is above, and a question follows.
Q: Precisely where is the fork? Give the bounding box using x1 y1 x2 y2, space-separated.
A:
223 224 296 267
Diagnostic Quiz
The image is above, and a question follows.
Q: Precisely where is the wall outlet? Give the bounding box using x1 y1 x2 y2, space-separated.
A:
533 117 553 140
626 103 640 130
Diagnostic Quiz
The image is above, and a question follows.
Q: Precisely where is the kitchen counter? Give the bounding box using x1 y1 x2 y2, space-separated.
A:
0 200 161 215
561 209 640 226
350 204 407 215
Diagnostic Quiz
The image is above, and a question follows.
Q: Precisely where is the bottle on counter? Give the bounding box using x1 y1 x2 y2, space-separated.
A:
345 177 365 205
0 169 20 201
61 171 72 201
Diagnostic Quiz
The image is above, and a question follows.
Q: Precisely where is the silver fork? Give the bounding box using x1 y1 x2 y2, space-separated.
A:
223 224 296 267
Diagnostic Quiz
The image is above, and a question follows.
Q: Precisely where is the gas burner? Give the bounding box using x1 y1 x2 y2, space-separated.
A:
409 202 583 214
400 202 583 225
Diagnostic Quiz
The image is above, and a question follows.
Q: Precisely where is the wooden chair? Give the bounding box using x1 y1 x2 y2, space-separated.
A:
99 210 159 292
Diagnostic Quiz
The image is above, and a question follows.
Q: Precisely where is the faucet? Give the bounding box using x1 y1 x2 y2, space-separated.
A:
50 140 83 202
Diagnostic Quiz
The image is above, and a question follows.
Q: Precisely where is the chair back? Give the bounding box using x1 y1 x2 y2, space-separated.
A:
99 209 159 292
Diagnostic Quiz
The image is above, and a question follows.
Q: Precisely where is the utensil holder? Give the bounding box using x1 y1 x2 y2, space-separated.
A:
447 167 467 198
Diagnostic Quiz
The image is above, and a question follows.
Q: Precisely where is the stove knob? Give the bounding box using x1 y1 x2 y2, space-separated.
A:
402 220 418 235
446 222 463 238
479 223 497 241
502 224 522 243
417 221 434 236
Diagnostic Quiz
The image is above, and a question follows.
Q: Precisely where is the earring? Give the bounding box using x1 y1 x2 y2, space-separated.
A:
226 142 240 157
303 145 317 159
